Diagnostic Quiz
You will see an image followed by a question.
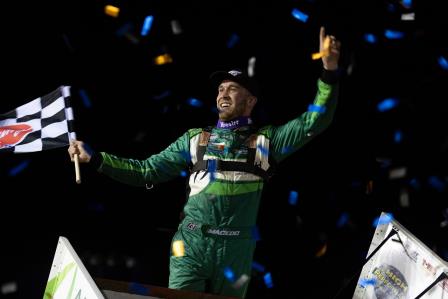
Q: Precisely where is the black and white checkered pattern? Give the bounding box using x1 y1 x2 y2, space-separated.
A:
0 86 76 153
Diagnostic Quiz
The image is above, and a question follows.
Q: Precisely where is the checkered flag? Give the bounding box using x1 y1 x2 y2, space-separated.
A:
0 86 76 153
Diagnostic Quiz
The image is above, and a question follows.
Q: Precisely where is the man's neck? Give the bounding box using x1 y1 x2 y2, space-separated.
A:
216 116 252 130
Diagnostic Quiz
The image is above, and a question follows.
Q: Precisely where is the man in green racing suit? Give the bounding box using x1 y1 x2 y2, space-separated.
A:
68 27 341 298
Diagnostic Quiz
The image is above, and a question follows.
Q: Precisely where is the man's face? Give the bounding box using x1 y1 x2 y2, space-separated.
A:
216 80 255 121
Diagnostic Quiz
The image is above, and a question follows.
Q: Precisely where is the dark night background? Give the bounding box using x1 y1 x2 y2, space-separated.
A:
1 0 447 298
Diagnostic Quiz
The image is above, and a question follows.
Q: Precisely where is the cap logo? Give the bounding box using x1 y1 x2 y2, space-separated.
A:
228 70 242 77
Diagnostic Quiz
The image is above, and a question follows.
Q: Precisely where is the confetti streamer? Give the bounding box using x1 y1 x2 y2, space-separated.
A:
359 278 377 288
105 5 120 17
372 213 394 227
312 36 330 60
224 267 236 282
172 240 185 257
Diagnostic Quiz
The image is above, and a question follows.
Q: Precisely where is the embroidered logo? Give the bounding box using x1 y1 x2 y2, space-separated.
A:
186 223 198 231
228 70 242 77
206 228 240 236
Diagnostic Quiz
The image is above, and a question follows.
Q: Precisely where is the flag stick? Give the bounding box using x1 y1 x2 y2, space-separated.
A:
74 154 81 184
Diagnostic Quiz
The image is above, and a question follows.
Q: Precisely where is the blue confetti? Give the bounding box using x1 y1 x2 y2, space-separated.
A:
227 33 240 48
8 160 31 176
394 130 402 143
337 212 349 228
372 213 394 227
187 98 203 108
427 176 446 192
359 278 377 288
141 15 154 36
408 178 421 190
252 261 266 273
307 104 326 113
251 226 261 241
78 89 92 108
377 98 399 112
288 190 299 205
291 8 308 23
385 29 404 40
129 282 149 295
256 143 269 157
224 266 236 282
438 56 448 71
402 0 412 8
281 146 294 154
364 33 377 44
153 90 172 100
263 272 274 288
180 170 188 177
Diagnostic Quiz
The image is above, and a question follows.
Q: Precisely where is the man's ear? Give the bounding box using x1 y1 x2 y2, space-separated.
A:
248 95 258 109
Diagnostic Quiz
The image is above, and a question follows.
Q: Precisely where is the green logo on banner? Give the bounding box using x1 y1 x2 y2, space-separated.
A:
43 262 76 299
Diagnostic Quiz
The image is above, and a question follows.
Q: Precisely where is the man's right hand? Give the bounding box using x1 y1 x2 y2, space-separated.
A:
320 26 341 71
68 140 93 163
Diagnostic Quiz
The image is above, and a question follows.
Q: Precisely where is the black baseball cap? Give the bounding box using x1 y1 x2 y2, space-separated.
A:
209 69 259 97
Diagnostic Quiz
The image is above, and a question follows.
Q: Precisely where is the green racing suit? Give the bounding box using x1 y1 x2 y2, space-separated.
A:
95 75 338 298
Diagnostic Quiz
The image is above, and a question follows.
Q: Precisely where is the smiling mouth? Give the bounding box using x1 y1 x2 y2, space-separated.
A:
219 102 231 109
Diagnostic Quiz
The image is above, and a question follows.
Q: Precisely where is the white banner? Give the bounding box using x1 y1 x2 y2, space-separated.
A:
43 236 105 299
353 212 448 299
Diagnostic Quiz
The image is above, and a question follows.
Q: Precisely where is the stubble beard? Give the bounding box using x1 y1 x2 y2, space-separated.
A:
217 100 247 121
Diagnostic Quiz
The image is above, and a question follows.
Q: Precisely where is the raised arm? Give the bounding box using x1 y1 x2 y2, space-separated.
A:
269 26 341 163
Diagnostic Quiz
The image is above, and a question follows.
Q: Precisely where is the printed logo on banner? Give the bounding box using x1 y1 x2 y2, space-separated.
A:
354 212 448 299
421 258 437 276
402 241 419 263
372 264 408 299
0 124 33 149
